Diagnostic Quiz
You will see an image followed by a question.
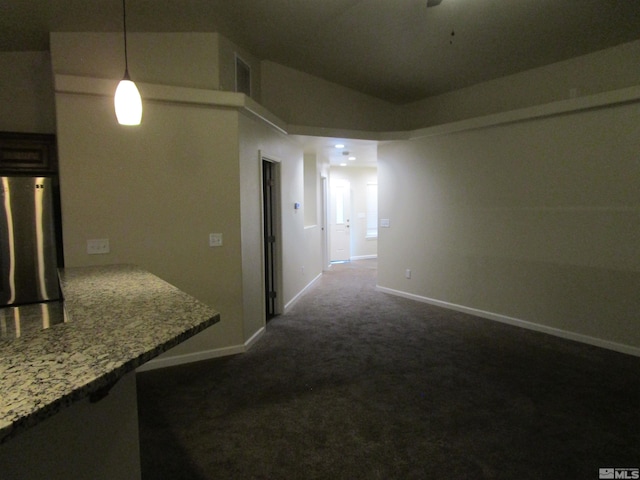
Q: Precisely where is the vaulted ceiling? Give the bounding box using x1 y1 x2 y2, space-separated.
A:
2 0 640 105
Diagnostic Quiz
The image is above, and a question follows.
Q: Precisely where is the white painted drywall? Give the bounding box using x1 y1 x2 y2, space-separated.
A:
378 100 640 348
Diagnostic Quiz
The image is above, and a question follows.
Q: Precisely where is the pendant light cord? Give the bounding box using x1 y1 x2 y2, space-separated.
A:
122 0 130 79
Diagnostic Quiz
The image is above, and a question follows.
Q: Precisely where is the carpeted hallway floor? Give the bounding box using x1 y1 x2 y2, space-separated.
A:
136 259 640 479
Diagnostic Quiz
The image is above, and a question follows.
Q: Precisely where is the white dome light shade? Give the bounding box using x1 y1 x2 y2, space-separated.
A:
114 78 142 125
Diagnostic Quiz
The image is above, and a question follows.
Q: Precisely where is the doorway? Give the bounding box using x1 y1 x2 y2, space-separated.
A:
262 157 281 320
329 179 351 262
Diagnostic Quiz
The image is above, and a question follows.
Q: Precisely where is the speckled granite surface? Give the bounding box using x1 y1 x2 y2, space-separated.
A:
0 264 220 443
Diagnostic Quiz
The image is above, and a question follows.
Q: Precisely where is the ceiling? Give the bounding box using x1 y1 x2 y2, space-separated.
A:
2 0 640 105
2 0 639 166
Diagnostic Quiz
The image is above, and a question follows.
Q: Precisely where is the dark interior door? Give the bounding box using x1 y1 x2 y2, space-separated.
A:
262 160 277 320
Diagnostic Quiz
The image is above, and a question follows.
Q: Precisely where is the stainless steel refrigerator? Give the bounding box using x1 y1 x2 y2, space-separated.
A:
1 176 61 306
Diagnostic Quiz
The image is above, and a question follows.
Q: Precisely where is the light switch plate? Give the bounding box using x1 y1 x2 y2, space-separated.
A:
209 233 223 247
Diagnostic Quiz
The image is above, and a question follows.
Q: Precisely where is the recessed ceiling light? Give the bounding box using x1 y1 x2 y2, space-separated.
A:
348 156 356 161
335 144 345 149
340 163 347 166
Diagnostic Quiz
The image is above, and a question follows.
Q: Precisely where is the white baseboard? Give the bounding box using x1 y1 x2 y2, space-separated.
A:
136 326 267 372
139 270 327 373
376 285 640 358
244 326 266 350
350 254 378 261
284 272 322 313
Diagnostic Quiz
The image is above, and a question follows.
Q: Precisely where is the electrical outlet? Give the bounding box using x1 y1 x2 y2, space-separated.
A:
87 238 110 255
405 269 411 279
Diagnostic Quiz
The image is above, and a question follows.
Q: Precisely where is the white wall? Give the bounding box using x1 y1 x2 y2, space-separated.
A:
378 99 640 351
260 60 403 132
55 87 245 355
303 153 318 227
51 32 221 91
238 111 321 338
50 31 325 362
51 31 263 103
0 51 56 133
49 32 255 361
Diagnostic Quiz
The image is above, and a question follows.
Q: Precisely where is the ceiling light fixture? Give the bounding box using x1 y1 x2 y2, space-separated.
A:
114 0 142 125
335 144 345 149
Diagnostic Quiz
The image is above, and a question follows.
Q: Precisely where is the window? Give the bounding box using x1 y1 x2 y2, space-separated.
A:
366 183 378 238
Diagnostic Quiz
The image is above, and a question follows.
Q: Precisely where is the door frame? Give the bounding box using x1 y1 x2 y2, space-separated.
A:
260 152 283 320
329 178 351 262
321 175 330 270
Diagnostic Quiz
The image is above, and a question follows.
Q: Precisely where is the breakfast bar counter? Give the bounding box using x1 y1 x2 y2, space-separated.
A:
0 264 220 479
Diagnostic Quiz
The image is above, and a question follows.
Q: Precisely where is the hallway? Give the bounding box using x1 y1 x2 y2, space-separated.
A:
137 259 640 479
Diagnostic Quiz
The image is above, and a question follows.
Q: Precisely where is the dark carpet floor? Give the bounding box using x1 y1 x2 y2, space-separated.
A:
136 259 640 479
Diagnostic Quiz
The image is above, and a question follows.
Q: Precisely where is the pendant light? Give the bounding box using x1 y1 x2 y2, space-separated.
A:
114 0 142 125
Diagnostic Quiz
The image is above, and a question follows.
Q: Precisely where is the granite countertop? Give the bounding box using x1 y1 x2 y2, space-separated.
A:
0 264 220 443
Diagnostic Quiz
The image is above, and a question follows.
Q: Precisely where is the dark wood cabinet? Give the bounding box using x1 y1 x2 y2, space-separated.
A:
0 132 57 174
